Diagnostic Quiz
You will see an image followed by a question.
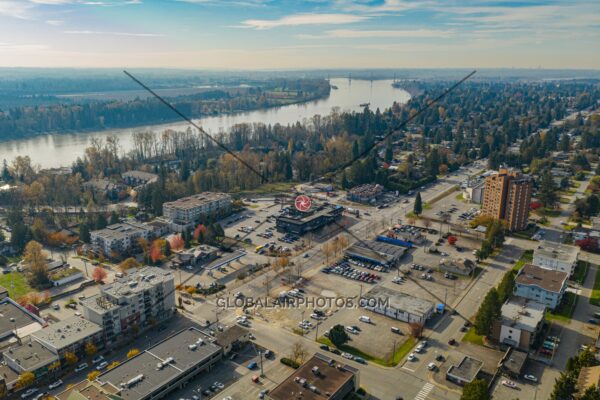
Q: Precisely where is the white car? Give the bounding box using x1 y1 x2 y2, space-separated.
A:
310 313 322 320
427 362 436 371
502 380 518 389
345 326 358 334
420 340 428 347
407 353 416 361
524 374 538 382
96 361 109 371
21 388 39 399
341 352 353 360
414 346 423 353
49 379 63 390
92 355 105 364
74 363 88 372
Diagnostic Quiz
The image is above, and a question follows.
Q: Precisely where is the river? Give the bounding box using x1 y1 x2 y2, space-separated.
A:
0 78 410 168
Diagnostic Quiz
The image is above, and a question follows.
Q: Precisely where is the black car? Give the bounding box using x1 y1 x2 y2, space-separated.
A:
320 345 330 351
435 354 445 362
331 349 341 355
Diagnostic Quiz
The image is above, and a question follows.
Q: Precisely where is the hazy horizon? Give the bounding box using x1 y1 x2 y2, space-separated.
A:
1 0 599 70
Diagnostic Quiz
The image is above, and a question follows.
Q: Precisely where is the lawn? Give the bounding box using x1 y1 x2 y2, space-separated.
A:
571 261 590 285
317 336 415 367
0 272 33 299
590 268 600 306
455 193 465 201
462 327 484 346
535 208 562 217
236 181 297 196
513 250 534 272
559 197 571 204
547 292 578 323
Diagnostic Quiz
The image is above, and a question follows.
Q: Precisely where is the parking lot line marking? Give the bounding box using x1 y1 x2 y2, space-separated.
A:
414 383 434 400
401 365 416 372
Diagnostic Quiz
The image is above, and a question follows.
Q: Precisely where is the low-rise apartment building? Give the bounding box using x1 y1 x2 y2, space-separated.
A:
31 316 103 360
163 192 232 232
533 241 579 275
90 220 157 256
493 296 545 351
515 264 568 310
81 266 175 345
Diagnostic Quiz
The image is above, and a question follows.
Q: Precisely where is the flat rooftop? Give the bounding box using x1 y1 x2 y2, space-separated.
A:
3 339 58 372
277 205 342 225
92 221 152 241
102 266 173 299
502 349 528 376
447 356 483 383
534 241 579 264
501 296 546 333
348 240 407 259
97 327 222 400
0 298 44 339
362 286 434 317
32 316 102 350
81 293 121 315
516 264 568 293
163 192 230 211
268 353 357 400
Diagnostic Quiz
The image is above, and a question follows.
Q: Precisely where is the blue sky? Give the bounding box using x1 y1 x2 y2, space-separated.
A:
0 0 598 69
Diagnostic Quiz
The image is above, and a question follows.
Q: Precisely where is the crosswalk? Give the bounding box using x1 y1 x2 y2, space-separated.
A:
414 383 434 400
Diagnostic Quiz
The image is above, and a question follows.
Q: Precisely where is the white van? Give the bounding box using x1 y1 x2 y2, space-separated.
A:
115 272 124 278
359 316 371 323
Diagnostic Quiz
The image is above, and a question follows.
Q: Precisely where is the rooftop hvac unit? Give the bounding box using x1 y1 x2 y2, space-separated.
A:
188 344 197 351
125 374 144 388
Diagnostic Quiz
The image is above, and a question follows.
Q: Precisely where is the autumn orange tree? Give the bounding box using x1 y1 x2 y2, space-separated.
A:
193 224 207 242
169 234 185 251
91 266 107 283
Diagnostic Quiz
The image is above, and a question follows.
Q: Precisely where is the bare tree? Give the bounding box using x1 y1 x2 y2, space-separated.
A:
290 342 307 364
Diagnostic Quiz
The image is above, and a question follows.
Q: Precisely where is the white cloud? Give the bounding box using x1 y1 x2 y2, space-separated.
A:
63 30 163 37
0 1 35 19
239 13 368 29
297 28 454 39
46 19 64 25
0 42 49 51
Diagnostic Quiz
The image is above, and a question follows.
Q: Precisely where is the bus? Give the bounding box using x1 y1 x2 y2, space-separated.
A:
255 244 266 253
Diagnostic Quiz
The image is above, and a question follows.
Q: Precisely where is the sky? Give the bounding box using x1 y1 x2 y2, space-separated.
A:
0 0 599 69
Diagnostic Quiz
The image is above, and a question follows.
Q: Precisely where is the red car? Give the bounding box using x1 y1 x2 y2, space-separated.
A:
448 338 456 345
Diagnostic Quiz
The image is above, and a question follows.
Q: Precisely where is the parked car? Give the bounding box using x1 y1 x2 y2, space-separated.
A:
524 374 538 383
21 388 39 399
247 361 258 370
391 327 403 335
407 353 416 361
96 361 108 371
49 380 63 390
92 355 104 364
435 354 445 362
319 345 330 351
74 363 88 372
448 338 456 345
502 380 518 389
427 362 437 371
341 352 353 360
345 326 359 334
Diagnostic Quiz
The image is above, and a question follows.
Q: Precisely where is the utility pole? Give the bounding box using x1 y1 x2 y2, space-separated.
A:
315 322 319 341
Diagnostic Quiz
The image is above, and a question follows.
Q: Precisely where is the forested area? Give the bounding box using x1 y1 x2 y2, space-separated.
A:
0 79 330 139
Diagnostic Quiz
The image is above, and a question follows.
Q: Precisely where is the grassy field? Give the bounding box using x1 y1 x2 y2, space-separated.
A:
572 261 590 286
236 181 296 196
317 336 415 367
513 250 534 272
0 272 33 299
462 327 484 346
547 292 578 323
590 268 600 306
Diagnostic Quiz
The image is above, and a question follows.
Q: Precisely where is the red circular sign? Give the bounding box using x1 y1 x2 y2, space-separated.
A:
295 195 312 212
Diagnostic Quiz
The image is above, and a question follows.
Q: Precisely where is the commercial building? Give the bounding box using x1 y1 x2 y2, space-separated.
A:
0 297 45 349
515 264 568 310
360 286 434 324
96 327 222 400
31 316 103 360
90 220 156 256
345 239 407 267
2 339 59 378
533 241 579 276
171 245 219 268
55 380 118 400
267 353 360 400
346 184 384 204
446 356 483 386
122 170 158 187
162 192 232 232
462 178 485 204
276 205 343 235
215 325 250 356
481 169 532 231
81 266 175 346
500 348 528 379
494 296 545 351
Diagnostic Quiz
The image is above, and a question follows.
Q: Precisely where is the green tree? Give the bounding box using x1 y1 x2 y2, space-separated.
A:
385 140 393 163
414 192 423 216
460 379 490 400
329 324 349 348
474 288 501 336
79 222 91 243
109 211 120 225
352 140 360 160
497 270 515 303
538 171 558 208
581 385 600 400
550 372 577 400
559 133 570 152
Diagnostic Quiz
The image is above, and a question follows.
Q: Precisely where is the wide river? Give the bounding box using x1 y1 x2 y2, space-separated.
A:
0 78 410 168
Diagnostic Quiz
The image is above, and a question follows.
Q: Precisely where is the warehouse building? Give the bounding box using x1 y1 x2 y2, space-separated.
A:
346 239 408 267
360 286 434 324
